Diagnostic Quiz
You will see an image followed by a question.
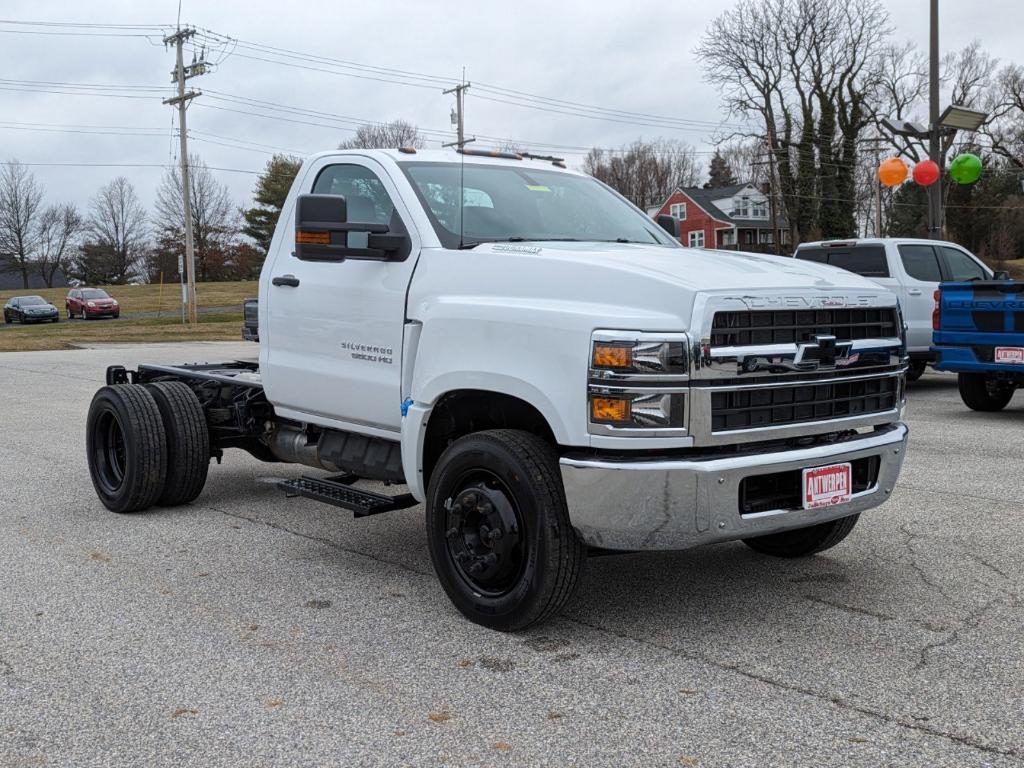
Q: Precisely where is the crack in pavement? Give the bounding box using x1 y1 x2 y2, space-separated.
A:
569 616 1020 760
214 501 1021 760
897 483 1023 506
802 595 897 622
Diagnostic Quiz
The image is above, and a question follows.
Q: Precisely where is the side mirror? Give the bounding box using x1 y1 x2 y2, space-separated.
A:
294 193 407 261
993 270 1010 281
656 214 680 238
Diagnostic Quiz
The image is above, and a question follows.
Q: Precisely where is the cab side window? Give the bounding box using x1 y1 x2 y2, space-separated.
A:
898 244 943 282
939 246 987 281
312 164 396 226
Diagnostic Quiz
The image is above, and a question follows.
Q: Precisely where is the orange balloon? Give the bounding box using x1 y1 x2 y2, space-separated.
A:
878 157 908 187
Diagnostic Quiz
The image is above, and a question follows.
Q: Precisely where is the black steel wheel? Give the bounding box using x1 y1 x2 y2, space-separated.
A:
86 385 167 513
426 429 585 631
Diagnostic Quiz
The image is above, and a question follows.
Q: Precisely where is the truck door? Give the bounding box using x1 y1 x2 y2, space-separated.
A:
893 244 944 351
262 157 420 434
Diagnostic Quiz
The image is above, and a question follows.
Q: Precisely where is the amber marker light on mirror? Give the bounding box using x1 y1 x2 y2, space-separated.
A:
296 231 331 245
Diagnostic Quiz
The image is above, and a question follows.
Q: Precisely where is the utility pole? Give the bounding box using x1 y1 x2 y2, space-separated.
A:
752 139 780 255
443 80 471 148
163 27 206 325
927 0 942 239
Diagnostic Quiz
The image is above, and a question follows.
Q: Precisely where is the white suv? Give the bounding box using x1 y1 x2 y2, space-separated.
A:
793 238 993 380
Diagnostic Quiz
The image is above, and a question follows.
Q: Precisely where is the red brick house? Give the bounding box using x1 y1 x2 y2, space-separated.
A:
648 184 789 252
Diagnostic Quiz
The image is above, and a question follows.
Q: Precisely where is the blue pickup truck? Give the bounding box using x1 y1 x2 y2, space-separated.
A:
933 278 1024 410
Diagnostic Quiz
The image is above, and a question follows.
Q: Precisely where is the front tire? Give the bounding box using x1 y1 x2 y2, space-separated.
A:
906 360 927 382
426 429 585 631
743 514 860 558
144 381 210 506
86 385 167 513
958 372 1015 411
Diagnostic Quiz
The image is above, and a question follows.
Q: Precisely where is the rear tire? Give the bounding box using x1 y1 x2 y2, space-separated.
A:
958 372 1014 411
426 429 585 631
906 360 927 382
743 514 860 558
86 385 167 513
144 381 210 506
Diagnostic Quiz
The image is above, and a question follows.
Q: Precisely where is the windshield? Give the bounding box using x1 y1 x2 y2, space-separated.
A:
399 162 677 249
81 289 110 299
20 296 46 306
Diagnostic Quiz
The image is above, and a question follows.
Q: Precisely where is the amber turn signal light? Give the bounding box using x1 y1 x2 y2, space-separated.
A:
296 230 331 245
590 396 631 424
593 343 632 369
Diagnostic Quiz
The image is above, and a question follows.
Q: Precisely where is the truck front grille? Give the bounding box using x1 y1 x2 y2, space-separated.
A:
710 308 899 347
711 376 899 432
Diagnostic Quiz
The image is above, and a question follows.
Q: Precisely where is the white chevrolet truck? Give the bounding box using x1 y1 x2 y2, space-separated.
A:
87 148 909 630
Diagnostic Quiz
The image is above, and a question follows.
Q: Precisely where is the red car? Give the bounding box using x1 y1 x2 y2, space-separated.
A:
66 287 120 320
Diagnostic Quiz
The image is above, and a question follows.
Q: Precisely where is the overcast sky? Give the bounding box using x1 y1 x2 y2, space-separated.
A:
2 0 1020 216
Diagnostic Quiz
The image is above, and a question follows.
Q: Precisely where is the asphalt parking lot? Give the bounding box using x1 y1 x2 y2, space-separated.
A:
1 342 1022 767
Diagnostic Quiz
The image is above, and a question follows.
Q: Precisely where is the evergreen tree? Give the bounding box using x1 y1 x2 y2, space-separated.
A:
242 154 302 254
704 150 738 188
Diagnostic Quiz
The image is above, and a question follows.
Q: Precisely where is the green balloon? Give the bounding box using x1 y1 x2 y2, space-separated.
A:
949 153 982 184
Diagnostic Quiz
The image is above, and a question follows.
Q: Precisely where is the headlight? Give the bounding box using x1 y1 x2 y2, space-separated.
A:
591 340 687 376
87 301 96 307
588 331 690 437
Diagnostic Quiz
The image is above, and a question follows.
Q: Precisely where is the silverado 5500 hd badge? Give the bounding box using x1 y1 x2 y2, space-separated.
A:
340 341 394 364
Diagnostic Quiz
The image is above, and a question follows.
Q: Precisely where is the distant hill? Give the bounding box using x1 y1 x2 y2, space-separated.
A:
0 254 68 290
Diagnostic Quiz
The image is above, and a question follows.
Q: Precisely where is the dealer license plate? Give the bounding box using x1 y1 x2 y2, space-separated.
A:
994 347 1024 364
802 463 852 510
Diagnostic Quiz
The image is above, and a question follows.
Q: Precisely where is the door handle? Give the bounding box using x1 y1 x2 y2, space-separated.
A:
272 275 300 287
907 288 922 296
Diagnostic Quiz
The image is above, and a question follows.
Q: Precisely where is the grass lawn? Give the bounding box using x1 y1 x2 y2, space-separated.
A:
0 280 257 316
0 280 255 352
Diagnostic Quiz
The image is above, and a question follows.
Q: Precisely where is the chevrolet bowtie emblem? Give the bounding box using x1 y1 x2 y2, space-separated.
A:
794 335 853 368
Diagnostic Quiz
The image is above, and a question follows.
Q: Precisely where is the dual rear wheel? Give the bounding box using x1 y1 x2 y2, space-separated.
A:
86 382 210 513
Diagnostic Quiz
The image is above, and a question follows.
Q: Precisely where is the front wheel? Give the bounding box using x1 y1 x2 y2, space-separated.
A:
958 373 1015 411
743 514 860 558
425 429 585 631
906 360 927 382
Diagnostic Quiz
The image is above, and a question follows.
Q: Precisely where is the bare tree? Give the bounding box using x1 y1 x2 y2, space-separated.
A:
984 63 1024 168
36 203 83 287
698 0 892 241
80 177 148 284
338 120 424 149
154 156 238 282
583 139 701 210
0 160 44 288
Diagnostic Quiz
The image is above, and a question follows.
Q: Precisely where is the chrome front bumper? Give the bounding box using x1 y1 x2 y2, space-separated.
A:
559 423 908 551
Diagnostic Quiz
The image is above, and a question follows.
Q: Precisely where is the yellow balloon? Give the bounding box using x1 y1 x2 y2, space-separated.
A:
878 157 908 187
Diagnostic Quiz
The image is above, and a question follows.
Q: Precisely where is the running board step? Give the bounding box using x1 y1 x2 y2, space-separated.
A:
277 474 417 517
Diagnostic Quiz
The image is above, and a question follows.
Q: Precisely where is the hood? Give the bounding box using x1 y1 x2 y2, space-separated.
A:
472 241 886 294
26 304 56 311
411 242 898 335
